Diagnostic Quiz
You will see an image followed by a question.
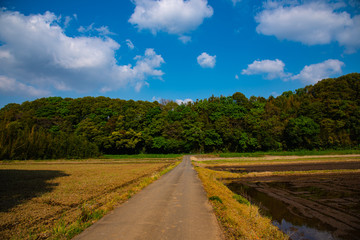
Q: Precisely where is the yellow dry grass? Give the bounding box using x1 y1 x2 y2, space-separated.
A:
195 166 288 240
0 160 178 240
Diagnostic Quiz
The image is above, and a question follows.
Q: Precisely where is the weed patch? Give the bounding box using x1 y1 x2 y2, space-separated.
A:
233 194 250 206
209 196 223 204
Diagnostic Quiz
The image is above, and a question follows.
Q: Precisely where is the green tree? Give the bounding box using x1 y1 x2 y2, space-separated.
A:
284 116 320 149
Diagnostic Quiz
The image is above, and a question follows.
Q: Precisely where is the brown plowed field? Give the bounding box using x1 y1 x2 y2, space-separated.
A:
208 161 360 173
210 157 360 240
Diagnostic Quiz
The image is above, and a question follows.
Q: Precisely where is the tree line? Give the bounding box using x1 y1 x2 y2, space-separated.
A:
0 73 359 160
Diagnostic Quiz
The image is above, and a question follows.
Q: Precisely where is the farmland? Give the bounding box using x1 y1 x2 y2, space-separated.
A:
193 154 360 240
0 158 179 240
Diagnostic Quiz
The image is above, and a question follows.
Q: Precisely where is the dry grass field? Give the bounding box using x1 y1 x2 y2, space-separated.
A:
0 159 178 240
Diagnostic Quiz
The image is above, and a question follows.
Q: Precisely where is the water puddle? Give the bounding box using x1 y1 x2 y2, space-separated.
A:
226 181 355 240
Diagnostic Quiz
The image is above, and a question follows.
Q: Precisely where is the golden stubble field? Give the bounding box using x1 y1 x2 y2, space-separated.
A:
0 160 178 240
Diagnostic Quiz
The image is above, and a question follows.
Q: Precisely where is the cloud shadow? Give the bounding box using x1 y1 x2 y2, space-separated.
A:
0 169 69 212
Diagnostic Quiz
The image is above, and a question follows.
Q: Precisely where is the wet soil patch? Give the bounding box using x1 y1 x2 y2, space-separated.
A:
209 161 360 173
225 172 360 240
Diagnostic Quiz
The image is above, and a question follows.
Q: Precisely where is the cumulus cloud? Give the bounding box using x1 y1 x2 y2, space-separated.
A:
197 52 216 68
107 48 165 92
241 59 290 79
0 9 165 97
292 59 344 84
256 1 360 53
242 58 344 84
0 76 50 97
175 98 193 105
129 0 213 41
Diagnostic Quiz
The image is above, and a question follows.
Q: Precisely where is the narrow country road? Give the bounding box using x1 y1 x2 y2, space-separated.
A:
73 156 223 240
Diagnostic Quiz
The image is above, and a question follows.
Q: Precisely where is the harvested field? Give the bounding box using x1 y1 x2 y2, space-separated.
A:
207 161 360 173
193 154 360 162
201 156 360 240
198 155 360 240
0 160 177 240
226 172 360 240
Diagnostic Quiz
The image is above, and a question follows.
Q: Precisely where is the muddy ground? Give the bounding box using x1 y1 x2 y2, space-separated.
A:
193 154 360 161
216 160 360 240
208 161 360 173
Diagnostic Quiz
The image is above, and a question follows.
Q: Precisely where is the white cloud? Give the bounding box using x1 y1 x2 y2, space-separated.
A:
179 35 191 44
152 96 162 102
292 59 344 84
101 48 165 92
231 0 242 6
0 10 165 97
242 57 345 84
95 26 115 36
241 59 290 79
78 23 94 33
256 1 360 53
64 16 72 28
235 74 239 79
0 75 50 97
78 23 115 36
175 98 193 105
126 39 135 49
197 52 216 68
129 0 213 40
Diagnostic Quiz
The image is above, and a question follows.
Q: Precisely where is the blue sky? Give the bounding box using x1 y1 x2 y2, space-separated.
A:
0 0 359 107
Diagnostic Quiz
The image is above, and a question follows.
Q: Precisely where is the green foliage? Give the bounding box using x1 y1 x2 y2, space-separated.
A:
209 195 223 203
0 73 359 160
284 116 320 149
233 194 250 205
238 132 259 152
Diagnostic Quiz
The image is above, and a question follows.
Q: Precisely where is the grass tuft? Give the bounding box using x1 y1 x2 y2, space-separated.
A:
233 194 250 206
209 196 223 204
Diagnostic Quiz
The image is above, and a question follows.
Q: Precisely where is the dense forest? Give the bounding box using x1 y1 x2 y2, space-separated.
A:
0 73 359 160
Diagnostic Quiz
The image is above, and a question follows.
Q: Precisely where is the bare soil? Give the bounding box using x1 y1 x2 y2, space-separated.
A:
193 154 360 161
208 161 360 173
217 160 360 240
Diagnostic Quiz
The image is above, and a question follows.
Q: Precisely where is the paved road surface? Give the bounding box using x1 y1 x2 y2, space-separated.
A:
73 156 223 240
